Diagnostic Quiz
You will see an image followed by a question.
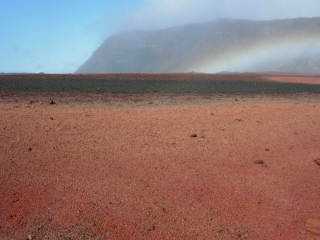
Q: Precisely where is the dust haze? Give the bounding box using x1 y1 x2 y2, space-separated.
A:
123 0 320 30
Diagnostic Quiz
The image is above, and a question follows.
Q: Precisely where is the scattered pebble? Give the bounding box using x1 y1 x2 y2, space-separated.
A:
49 99 56 105
148 225 156 232
265 148 270 152
314 159 320 166
28 147 32 152
190 134 198 138
254 160 265 165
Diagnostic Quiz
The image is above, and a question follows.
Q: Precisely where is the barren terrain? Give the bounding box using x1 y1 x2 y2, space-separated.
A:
1 74 320 239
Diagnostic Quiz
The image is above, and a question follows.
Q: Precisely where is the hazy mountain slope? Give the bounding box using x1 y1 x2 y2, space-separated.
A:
77 18 320 74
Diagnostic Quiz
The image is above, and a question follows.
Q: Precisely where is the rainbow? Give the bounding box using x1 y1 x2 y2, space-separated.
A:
191 33 320 73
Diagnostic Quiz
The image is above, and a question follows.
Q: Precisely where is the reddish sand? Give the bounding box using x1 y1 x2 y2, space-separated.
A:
265 74 320 84
1 96 320 239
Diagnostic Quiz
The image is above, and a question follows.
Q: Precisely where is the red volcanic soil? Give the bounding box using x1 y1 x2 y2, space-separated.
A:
1 96 320 239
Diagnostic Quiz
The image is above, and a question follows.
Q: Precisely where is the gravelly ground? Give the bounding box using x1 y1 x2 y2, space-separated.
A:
1 94 320 239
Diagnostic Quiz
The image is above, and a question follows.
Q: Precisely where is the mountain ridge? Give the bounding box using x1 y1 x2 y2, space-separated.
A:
77 17 320 74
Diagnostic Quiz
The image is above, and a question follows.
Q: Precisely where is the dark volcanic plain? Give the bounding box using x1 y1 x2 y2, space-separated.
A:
1 73 320 240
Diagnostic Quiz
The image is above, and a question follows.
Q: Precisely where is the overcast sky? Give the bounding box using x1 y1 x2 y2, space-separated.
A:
1 0 319 73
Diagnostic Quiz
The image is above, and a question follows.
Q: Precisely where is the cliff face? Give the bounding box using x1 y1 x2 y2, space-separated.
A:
77 18 320 74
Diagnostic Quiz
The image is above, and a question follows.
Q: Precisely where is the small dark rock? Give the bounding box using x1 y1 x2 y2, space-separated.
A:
49 99 56 105
50 117 54 120
254 160 265 165
314 159 320 166
235 118 243 122
265 148 270 152
148 225 156 232
190 134 198 138
217 229 224 234
28 147 32 152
